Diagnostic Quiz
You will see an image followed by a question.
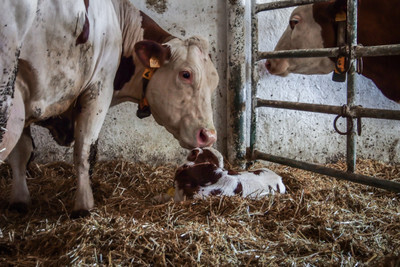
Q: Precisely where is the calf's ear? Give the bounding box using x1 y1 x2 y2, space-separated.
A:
134 40 170 68
187 148 201 162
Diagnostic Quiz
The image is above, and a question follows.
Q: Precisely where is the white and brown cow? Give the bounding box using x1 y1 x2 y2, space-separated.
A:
0 0 37 152
266 0 400 102
173 147 285 201
0 0 219 217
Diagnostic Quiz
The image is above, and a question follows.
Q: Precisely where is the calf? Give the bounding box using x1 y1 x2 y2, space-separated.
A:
173 147 285 201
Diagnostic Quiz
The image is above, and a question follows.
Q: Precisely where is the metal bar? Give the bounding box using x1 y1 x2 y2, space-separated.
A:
355 44 400 57
253 150 400 193
346 0 358 173
258 44 400 61
257 47 340 61
249 0 259 155
256 99 400 120
226 0 247 166
255 0 330 13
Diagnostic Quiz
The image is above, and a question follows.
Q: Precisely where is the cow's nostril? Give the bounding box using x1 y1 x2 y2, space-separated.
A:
197 128 217 147
265 60 272 71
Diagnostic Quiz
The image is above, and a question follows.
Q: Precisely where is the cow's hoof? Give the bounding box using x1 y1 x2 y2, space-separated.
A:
9 202 29 214
70 209 91 219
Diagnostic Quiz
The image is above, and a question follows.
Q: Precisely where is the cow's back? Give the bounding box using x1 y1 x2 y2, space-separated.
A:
19 0 122 122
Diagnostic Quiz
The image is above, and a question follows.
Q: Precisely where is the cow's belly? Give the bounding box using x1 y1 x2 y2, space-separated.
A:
17 0 122 123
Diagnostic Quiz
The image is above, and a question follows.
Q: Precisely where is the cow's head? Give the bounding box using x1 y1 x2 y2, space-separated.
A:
134 36 218 149
265 1 347 76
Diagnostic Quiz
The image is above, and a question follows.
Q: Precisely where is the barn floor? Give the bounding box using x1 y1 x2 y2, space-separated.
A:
0 158 399 266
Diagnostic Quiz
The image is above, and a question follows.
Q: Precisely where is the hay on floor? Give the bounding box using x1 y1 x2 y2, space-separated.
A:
0 158 399 266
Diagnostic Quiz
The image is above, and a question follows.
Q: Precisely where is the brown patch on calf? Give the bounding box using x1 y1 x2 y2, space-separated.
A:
76 0 90 46
187 148 221 167
249 170 264 176
113 55 135 91
175 163 222 198
210 189 222 196
234 182 243 196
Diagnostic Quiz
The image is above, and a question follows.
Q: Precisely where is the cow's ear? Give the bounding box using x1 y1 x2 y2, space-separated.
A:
187 149 201 162
333 0 347 12
134 40 170 68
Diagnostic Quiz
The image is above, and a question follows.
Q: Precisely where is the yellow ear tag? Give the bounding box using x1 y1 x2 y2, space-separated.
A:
335 11 346 22
150 57 161 68
167 187 175 197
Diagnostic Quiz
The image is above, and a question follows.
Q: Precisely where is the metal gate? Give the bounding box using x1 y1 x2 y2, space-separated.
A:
246 0 400 193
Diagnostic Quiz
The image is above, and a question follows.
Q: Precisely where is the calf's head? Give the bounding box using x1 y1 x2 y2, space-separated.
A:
135 36 218 149
266 1 346 76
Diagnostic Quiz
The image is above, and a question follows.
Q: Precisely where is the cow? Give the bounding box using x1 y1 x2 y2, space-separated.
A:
0 0 219 218
265 0 400 103
0 0 37 153
170 147 285 202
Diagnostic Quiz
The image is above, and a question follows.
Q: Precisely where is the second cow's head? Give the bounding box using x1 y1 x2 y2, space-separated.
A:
134 37 219 149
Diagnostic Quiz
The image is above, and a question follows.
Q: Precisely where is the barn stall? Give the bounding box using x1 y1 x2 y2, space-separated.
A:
0 0 399 265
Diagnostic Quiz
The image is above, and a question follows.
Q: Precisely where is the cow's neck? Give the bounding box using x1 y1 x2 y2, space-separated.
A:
111 0 174 106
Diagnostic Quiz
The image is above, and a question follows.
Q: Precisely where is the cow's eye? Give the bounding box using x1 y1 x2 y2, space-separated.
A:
181 71 191 79
179 70 193 83
289 16 300 30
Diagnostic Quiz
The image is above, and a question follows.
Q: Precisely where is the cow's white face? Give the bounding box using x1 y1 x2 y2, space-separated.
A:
266 5 335 76
143 37 219 149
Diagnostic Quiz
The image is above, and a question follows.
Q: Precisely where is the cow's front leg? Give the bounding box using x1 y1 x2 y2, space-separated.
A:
71 84 112 218
7 126 34 213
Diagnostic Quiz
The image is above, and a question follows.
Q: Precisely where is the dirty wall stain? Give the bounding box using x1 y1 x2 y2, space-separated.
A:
146 0 168 14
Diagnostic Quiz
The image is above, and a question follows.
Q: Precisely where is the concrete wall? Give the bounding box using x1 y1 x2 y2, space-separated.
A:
31 0 400 165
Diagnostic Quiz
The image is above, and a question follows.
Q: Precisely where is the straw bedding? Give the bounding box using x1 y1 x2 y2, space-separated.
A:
0 158 399 266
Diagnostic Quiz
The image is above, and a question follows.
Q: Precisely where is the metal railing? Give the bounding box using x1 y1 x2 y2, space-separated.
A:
249 0 400 193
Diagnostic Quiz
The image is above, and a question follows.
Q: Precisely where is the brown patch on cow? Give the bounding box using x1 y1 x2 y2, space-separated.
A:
139 11 173 43
175 163 222 199
76 0 90 46
89 139 98 177
312 2 337 52
113 55 135 91
234 182 243 196
145 0 168 14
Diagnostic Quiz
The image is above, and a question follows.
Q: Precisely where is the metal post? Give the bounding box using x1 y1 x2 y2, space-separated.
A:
346 0 358 172
249 0 259 159
226 0 247 166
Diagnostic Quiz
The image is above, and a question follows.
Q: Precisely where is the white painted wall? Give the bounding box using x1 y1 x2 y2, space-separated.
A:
30 0 399 165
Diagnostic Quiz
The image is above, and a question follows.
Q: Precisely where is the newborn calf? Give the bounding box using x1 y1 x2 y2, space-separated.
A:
173 147 285 201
